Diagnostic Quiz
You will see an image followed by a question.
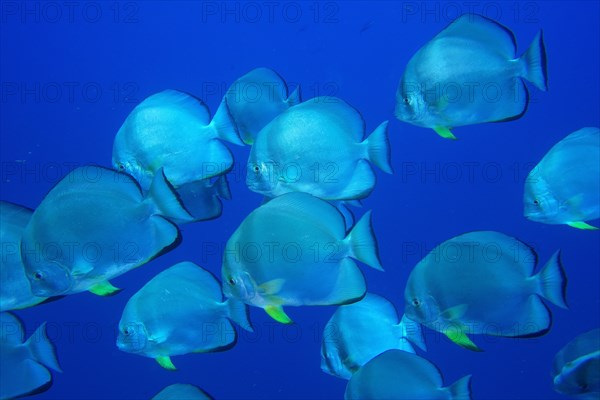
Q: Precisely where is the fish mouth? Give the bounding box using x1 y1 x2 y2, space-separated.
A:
523 210 545 223
245 180 271 196
32 286 66 297
404 307 420 324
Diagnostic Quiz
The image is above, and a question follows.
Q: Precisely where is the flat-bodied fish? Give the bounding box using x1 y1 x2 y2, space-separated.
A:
524 127 600 230
0 201 47 312
395 13 548 139
321 293 425 380
152 384 213 400
222 192 383 324
247 96 392 201
344 349 472 400
21 166 191 298
404 231 567 351
117 262 252 370
0 313 62 400
112 89 242 191
552 328 600 399
225 67 301 145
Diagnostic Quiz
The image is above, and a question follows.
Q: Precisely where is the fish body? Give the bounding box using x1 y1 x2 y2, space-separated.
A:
247 97 392 200
344 349 471 399
404 231 567 351
222 192 383 323
321 293 424 379
0 201 47 311
21 166 189 297
117 262 252 370
395 13 548 139
225 67 301 145
524 127 600 230
552 328 600 398
112 90 241 191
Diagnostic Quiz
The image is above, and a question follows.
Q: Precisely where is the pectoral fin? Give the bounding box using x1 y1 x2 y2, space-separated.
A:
565 194 584 209
440 304 469 321
71 263 94 276
156 356 176 370
265 305 292 324
433 126 457 140
88 281 121 296
258 279 285 296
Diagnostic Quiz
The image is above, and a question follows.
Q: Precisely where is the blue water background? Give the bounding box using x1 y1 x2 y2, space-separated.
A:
1 1 599 399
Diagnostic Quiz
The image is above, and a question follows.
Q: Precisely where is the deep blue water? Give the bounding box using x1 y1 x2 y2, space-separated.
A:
1 1 599 399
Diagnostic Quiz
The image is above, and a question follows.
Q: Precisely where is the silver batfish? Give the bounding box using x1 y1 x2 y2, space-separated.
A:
321 293 425 380
222 192 383 324
225 67 301 145
117 262 252 370
552 328 600 399
395 13 548 139
0 201 47 312
112 89 242 191
344 349 472 400
21 166 191 297
247 96 392 201
524 127 600 230
404 231 567 351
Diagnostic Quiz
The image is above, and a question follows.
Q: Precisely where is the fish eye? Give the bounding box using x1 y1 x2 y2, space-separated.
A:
412 299 420 307
253 165 260 173
33 271 44 281
123 327 134 336
228 277 236 286
533 199 539 205
403 96 410 104
117 163 125 171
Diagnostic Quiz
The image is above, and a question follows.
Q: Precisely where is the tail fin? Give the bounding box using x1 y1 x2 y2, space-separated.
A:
213 175 232 200
536 250 568 309
364 120 393 174
26 322 62 373
397 314 427 351
286 86 302 107
521 30 548 91
344 210 383 271
226 297 254 332
447 375 472 400
211 97 244 145
147 168 193 223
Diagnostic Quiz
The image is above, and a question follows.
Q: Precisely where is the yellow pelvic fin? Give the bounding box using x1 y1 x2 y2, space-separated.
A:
433 126 457 140
567 221 598 230
88 281 121 296
444 325 482 352
265 305 293 324
156 356 176 370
